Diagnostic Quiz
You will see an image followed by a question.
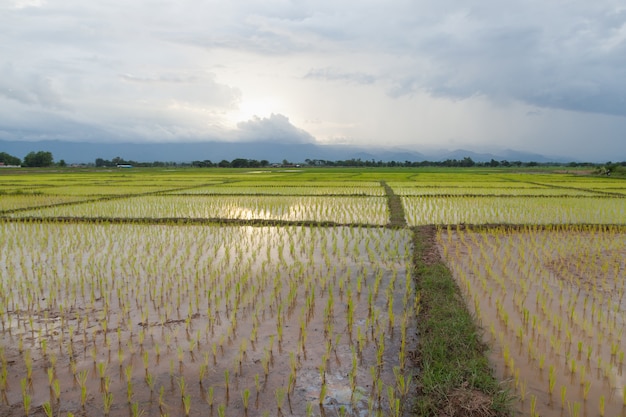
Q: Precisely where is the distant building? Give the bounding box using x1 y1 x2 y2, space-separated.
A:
116 164 133 168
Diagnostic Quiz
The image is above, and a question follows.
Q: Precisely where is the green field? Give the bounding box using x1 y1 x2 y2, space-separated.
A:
0 167 624 417
3 167 625 225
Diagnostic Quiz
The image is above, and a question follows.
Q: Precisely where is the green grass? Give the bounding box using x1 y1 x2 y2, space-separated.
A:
411 226 512 416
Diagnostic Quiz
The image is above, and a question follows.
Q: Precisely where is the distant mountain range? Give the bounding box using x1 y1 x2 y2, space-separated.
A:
0 139 575 164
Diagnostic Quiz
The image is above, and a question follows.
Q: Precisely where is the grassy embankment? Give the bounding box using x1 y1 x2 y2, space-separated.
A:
411 226 511 416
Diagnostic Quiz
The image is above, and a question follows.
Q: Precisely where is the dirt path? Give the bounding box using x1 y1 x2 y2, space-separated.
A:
381 181 407 227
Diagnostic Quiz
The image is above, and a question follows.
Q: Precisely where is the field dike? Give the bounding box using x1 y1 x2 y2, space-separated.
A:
412 225 511 416
381 181 407 228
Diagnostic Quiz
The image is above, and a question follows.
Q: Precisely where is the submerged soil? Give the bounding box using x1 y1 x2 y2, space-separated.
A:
438 226 626 417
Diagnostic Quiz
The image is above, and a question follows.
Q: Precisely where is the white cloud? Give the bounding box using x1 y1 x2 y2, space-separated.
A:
10 0 45 9
0 64 69 110
236 114 315 144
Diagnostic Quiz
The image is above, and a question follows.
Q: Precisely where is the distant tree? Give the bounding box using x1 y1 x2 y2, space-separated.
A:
231 158 249 168
95 158 113 167
191 159 215 168
58 159 67 167
461 157 475 167
218 159 231 168
260 160 269 167
0 152 21 166
23 151 53 167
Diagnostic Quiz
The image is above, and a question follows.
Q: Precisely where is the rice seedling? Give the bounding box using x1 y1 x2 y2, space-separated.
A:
242 388 250 415
42 401 53 417
529 395 537 417
224 370 230 402
182 394 192 416
319 382 327 406
177 376 186 401
23 350 33 387
599 395 605 417
53 379 60 403
119 369 133 402
103 392 113 416
20 378 31 416
130 401 143 417
204 385 215 409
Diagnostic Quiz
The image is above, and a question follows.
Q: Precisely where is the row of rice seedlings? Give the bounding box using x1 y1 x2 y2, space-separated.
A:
525 178 626 188
8 195 390 225
166 185 386 196
37 185 184 196
389 173 518 185
391 186 601 197
438 225 626 417
204 181 385 188
0 195 91 212
0 171 221 185
403 196 626 225
0 222 414 416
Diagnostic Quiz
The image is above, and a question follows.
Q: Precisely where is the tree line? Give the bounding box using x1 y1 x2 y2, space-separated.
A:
2 150 625 175
95 157 272 168
97 156 625 175
0 151 61 167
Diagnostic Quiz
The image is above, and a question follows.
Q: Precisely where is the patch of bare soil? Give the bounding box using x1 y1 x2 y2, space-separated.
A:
416 225 440 267
442 386 498 417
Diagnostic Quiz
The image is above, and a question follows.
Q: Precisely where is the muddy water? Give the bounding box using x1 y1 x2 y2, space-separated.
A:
0 223 416 417
438 226 626 417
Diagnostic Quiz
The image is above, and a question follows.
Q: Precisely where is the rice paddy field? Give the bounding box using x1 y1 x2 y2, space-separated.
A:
1 166 625 417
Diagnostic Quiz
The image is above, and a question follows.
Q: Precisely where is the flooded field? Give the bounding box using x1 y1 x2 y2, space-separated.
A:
439 225 626 417
0 223 415 417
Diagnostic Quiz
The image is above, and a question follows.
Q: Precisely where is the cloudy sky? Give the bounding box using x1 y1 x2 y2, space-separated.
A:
1 0 625 161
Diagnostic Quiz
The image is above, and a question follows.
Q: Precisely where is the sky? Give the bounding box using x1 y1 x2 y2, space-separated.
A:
1 0 625 161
